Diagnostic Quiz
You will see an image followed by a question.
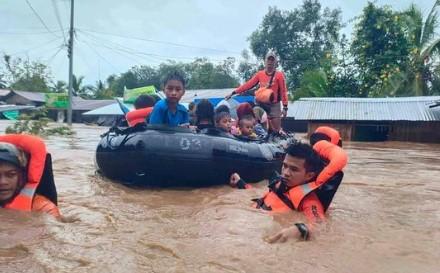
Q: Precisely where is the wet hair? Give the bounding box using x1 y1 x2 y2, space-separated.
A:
285 142 323 174
195 99 214 125
237 103 255 120
215 105 230 115
134 95 155 109
162 71 186 89
215 111 231 123
309 132 331 146
239 114 255 127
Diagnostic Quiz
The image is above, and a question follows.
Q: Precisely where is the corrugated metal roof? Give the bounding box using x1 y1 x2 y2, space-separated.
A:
287 96 440 121
11 90 45 102
181 88 234 103
0 89 11 97
71 97 114 111
7 90 114 111
0 105 35 112
82 102 130 116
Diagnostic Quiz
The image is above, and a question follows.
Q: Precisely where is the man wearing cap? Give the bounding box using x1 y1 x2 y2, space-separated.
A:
0 134 60 218
225 50 289 134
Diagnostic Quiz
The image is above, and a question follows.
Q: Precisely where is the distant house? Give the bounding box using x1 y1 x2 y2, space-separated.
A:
2 89 114 123
82 102 127 126
180 88 234 103
285 96 440 143
4 90 45 106
0 89 11 100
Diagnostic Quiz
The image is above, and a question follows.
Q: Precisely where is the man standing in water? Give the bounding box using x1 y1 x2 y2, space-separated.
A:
225 50 289 134
230 142 326 242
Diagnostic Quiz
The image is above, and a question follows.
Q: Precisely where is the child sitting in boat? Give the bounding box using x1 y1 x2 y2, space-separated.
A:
235 115 258 140
126 94 156 127
149 71 189 127
253 106 268 138
215 111 232 133
195 99 215 130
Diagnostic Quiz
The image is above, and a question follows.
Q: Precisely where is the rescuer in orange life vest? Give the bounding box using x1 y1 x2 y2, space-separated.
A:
0 134 61 218
230 127 348 243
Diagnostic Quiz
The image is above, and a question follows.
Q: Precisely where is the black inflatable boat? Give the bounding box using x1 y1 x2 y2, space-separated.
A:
96 125 294 187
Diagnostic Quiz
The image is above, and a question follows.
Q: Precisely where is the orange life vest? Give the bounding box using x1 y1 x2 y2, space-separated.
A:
287 127 347 207
126 107 153 127
255 127 348 213
0 134 47 211
254 181 325 218
314 126 341 145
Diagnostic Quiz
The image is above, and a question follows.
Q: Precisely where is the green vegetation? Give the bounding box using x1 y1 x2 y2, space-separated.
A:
1 0 439 100
5 108 75 136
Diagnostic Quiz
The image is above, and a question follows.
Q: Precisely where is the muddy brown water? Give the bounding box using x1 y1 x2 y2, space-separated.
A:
0 121 439 273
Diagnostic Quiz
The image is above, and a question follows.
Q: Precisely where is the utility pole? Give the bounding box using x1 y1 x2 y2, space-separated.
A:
67 0 74 125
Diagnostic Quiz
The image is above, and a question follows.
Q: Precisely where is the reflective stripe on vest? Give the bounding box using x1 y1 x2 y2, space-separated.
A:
0 134 47 211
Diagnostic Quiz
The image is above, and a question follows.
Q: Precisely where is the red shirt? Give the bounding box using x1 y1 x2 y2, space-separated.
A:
235 70 289 107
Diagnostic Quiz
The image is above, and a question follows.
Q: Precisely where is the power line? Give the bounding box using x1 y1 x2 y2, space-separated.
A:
78 31 163 63
9 37 64 56
78 30 227 62
77 28 242 55
25 0 60 39
46 45 65 65
78 38 120 72
0 30 65 35
80 37 151 66
52 0 67 45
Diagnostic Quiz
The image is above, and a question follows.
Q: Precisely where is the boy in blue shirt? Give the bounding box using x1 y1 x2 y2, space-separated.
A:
149 72 189 126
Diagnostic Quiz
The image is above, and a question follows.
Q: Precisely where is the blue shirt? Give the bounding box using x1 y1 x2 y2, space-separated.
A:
149 99 189 126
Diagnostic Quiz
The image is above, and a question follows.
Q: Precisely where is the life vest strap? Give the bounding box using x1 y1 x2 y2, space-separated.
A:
252 198 272 211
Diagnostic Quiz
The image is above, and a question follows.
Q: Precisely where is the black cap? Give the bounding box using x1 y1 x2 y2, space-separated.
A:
0 143 27 169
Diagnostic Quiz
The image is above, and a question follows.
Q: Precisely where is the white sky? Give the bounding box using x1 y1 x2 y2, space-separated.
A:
0 0 436 85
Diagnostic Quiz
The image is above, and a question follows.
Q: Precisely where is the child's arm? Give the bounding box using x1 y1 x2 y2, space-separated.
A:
314 141 348 185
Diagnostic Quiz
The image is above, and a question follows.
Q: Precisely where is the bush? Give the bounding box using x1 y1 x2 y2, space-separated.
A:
5 108 75 136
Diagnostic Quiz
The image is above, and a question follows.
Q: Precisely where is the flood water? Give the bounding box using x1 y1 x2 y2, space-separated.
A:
0 120 439 273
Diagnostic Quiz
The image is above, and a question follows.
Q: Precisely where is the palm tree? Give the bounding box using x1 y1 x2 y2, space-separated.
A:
404 1 440 96
72 75 93 98
90 80 114 99
0 75 7 89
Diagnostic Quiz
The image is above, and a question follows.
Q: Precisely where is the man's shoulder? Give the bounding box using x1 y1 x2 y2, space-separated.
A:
275 71 286 78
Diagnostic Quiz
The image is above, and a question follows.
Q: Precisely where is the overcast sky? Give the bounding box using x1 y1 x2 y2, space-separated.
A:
0 0 435 85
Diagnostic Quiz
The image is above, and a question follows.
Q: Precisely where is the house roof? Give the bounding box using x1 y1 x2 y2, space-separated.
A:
5 90 114 111
9 90 45 102
82 102 131 116
0 89 11 97
287 96 440 121
0 105 35 112
180 88 234 103
71 97 114 111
